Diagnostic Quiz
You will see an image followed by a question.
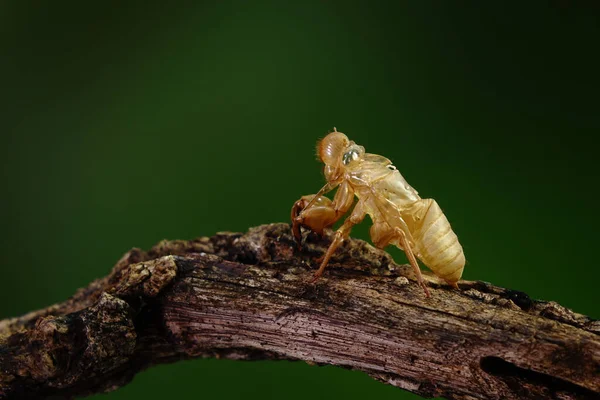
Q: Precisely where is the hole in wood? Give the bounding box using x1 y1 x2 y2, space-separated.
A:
480 356 596 398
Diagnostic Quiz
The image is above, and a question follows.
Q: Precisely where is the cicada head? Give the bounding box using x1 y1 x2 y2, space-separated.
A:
317 129 348 163
317 128 349 182
317 128 365 182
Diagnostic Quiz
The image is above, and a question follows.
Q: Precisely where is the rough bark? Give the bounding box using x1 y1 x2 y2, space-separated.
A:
0 223 598 400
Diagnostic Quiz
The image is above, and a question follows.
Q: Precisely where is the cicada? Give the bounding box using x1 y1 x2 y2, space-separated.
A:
291 128 465 296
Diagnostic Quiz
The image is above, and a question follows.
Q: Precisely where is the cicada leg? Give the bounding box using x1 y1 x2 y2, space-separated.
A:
369 222 431 297
291 195 338 248
291 181 355 249
311 200 366 281
394 228 431 297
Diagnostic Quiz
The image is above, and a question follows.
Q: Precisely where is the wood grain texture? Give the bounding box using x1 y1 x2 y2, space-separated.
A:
0 223 598 399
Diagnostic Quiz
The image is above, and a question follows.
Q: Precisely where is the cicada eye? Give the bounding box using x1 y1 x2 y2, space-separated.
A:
342 144 364 165
342 150 360 165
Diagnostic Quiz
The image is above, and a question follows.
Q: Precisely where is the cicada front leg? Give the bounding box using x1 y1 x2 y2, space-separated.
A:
292 181 363 280
291 194 339 247
291 181 354 249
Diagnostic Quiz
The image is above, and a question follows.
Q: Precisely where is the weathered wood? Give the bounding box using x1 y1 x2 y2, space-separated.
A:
0 223 598 399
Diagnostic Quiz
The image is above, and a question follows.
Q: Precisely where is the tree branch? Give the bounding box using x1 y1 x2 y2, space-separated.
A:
0 223 598 399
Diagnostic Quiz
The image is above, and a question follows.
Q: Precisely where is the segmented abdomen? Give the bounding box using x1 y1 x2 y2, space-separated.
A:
410 199 465 283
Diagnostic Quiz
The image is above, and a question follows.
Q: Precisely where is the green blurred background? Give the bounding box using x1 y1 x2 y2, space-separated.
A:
1 2 598 399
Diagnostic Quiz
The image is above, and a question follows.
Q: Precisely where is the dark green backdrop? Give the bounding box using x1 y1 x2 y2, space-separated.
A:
2 2 598 400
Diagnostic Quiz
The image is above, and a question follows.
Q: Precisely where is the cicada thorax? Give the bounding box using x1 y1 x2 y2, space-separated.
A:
401 199 465 284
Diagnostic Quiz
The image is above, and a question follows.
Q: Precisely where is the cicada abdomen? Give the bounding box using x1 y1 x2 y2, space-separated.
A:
404 199 465 285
